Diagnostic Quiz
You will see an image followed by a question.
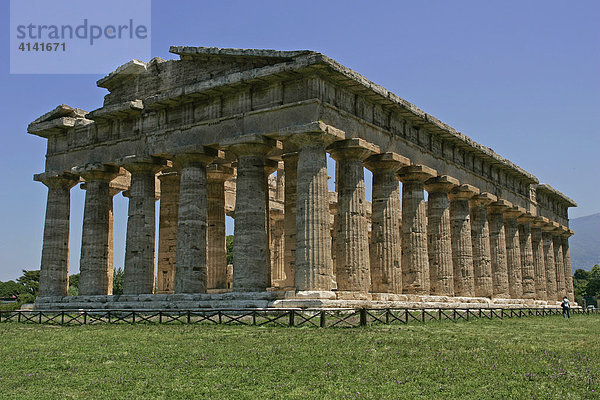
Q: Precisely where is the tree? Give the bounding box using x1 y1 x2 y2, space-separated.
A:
226 235 234 265
16 270 40 296
113 267 124 295
0 280 25 298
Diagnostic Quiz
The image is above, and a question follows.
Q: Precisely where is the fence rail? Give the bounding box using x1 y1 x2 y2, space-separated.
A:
0 307 596 328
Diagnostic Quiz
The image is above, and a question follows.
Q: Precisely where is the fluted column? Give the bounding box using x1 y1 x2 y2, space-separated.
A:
270 212 285 285
35 172 79 297
488 200 511 298
282 152 298 289
328 138 378 293
121 156 167 295
517 214 536 299
76 164 119 295
264 160 278 287
206 164 233 290
469 192 496 298
365 153 409 293
504 206 525 299
530 218 548 300
553 225 566 301
173 150 217 293
449 184 479 297
541 219 557 302
424 175 458 296
156 171 180 294
561 228 575 302
226 136 274 291
397 165 437 294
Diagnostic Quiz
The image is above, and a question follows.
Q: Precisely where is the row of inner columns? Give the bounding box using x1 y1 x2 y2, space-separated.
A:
36 137 575 303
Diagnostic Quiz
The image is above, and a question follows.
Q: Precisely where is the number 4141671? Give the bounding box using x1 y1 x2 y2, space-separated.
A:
18 42 66 51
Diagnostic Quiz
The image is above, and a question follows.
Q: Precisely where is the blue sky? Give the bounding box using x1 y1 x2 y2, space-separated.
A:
0 0 598 281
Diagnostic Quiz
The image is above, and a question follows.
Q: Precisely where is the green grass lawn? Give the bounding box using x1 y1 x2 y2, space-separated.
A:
0 314 598 399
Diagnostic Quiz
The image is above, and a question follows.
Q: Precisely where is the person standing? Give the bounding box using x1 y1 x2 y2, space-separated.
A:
561 296 571 318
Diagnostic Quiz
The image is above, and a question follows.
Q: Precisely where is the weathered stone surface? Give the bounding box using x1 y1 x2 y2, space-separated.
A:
424 175 458 296
530 219 548 300
365 153 409 293
541 221 558 302
470 192 496 298
397 165 437 294
156 171 180 293
76 164 119 295
553 233 566 300
517 215 537 299
121 156 168 294
329 138 379 293
206 164 233 289
488 200 512 298
449 184 479 297
561 229 575 302
504 206 525 299
34 172 79 297
282 152 298 289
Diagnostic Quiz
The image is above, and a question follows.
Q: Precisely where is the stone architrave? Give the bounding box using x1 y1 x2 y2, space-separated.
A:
365 152 410 293
156 171 180 294
424 175 459 296
75 164 119 296
281 152 298 289
561 228 575 302
120 156 168 295
488 199 512 298
173 149 218 293
504 205 525 299
34 172 79 297
469 192 496 298
329 138 379 294
206 164 234 290
449 184 480 297
397 165 437 295
530 217 548 300
553 225 566 301
517 213 537 299
541 219 557 302
225 135 275 291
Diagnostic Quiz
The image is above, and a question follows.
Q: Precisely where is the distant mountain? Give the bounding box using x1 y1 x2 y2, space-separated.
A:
570 212 600 271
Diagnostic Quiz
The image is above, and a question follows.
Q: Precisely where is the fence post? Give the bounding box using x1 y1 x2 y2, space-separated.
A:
187 310 191 324
289 310 295 327
359 308 367 327
320 310 326 328
405 309 409 324
421 309 425 323
83 311 87 325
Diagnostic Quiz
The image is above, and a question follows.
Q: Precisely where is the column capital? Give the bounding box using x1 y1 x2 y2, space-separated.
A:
470 192 497 206
424 175 459 193
172 146 218 168
328 138 380 161
118 155 170 174
397 165 437 183
72 163 120 182
488 199 512 214
531 216 549 228
206 164 234 182
560 226 574 238
264 159 279 175
504 205 526 219
34 171 79 189
517 212 536 224
281 122 345 148
364 152 410 172
281 151 299 162
222 134 276 157
448 183 480 200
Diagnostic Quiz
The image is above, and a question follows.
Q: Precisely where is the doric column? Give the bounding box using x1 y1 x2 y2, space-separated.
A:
156 171 180 294
530 217 548 300
226 136 274 291
365 152 409 293
264 160 279 287
75 164 119 295
397 165 437 294
329 138 379 293
281 152 298 289
173 149 217 293
561 228 575 302
35 172 79 297
449 184 479 297
517 213 537 299
270 211 285 285
205 164 233 290
541 218 557 302
553 224 566 301
121 156 168 295
469 192 496 298
504 206 525 299
423 175 459 296
488 199 512 298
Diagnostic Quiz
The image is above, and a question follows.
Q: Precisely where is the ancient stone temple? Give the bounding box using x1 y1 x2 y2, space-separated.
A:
29 47 577 310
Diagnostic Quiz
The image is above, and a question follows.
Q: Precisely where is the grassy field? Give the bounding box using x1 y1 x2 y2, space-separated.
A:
0 314 598 399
